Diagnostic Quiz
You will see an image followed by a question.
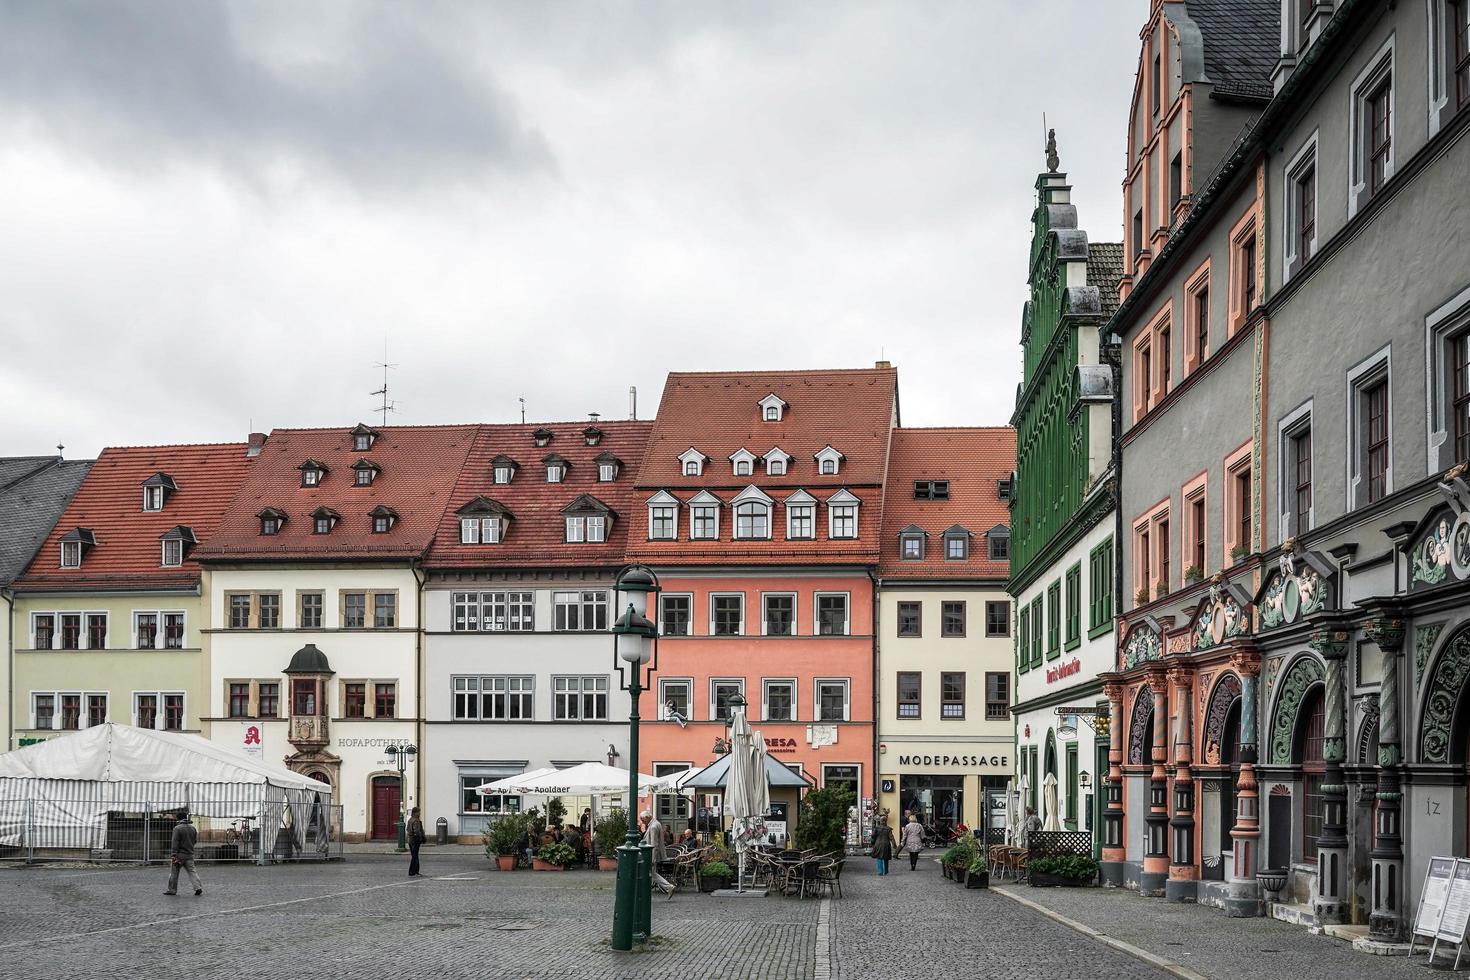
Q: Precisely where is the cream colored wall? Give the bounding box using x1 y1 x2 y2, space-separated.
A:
11 591 207 742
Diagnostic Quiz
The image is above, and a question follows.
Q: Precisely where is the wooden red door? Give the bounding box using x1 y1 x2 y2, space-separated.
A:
371 777 401 840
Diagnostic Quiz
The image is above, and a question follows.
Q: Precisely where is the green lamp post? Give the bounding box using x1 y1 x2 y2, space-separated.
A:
609 564 659 952
385 743 417 852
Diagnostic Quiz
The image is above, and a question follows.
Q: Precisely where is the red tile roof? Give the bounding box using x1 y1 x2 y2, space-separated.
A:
16 443 251 592
627 368 898 566
426 421 654 568
195 424 477 561
878 427 1015 579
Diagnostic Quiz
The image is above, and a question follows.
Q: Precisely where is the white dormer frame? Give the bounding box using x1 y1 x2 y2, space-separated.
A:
814 445 845 476
784 488 817 540
688 489 721 540
825 488 860 539
763 447 793 476
646 490 680 541
729 448 758 478
731 485 774 540
758 393 788 422
678 447 709 477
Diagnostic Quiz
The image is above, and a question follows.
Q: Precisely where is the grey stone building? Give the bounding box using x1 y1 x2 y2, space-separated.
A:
1102 0 1470 946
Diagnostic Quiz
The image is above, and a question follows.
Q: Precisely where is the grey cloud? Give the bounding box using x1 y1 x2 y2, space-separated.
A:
0 0 553 187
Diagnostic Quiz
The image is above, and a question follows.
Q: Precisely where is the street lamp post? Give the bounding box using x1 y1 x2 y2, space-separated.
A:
385 743 418 853
609 565 659 952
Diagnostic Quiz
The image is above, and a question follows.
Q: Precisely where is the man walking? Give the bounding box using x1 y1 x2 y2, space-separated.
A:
407 806 426 877
164 812 202 897
640 810 674 896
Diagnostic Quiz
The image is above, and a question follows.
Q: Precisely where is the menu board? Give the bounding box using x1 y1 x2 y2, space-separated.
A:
1439 860 1470 944
1415 857 1457 940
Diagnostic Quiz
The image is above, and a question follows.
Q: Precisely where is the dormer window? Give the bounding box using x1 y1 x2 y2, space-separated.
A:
351 423 379 452
457 496 512 545
764 448 792 476
688 490 721 540
352 460 380 487
998 477 1013 501
784 489 817 540
561 494 615 544
596 452 622 483
986 524 1010 560
943 525 971 561
543 454 569 483
370 505 398 534
533 428 553 448
257 508 287 536
298 460 328 488
59 528 96 568
758 393 788 422
678 448 708 477
160 526 196 567
584 426 603 446
729 448 757 478
899 525 926 560
141 473 177 511
825 489 860 539
311 507 340 535
815 446 845 476
492 455 518 485
914 481 949 500
646 490 679 540
732 486 774 540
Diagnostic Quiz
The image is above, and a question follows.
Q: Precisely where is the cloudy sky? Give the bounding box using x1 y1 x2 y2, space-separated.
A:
1 1 1140 459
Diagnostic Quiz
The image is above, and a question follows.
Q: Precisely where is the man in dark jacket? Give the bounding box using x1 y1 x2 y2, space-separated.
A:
407 807 426 877
164 812 203 896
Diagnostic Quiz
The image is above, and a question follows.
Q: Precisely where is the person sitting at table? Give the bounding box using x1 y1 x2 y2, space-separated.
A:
561 823 583 861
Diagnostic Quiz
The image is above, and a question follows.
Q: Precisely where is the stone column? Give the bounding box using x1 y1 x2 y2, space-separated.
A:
1311 628 1350 925
1102 676 1127 887
1142 666 1171 896
1167 663 1197 902
1227 647 1263 917
1365 616 1406 941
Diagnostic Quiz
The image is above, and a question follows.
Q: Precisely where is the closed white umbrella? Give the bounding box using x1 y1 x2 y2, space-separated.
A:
1042 772 1062 832
724 702 767 892
1014 775 1030 847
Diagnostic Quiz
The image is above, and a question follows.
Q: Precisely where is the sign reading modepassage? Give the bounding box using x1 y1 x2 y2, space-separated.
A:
896 754 1008 769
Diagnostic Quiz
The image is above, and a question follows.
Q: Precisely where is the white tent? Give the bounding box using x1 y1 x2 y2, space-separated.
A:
0 724 331 856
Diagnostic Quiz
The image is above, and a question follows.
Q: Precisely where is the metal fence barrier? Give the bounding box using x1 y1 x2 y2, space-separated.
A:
1027 830 1093 858
0 793 344 865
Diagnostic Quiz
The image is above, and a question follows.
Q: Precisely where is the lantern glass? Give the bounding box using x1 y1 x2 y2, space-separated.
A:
617 630 650 665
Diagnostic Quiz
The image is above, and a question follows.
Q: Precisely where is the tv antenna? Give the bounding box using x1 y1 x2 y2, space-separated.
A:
518 396 526 424
371 356 399 426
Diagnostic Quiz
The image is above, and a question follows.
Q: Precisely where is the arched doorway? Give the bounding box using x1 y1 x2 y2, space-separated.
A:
370 775 401 841
1297 687 1326 865
1044 730 1058 827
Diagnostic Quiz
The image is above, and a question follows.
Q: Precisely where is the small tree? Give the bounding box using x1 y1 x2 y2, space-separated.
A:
484 812 528 858
546 796 568 828
793 785 854 856
595 808 629 856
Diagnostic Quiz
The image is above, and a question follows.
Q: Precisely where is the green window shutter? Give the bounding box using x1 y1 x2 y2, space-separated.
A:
1030 597 1043 667
1017 607 1030 674
1046 582 1061 659
1065 563 1082 650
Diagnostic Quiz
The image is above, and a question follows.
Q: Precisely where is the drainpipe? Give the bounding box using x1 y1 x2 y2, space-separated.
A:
5 587 13 752
869 568 880 826
412 560 426 822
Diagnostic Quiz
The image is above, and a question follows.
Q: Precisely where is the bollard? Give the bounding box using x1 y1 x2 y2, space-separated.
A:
436 816 449 846
635 842 653 941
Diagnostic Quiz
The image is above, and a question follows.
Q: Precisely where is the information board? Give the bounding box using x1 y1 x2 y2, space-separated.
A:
1411 856 1457 949
1439 860 1470 944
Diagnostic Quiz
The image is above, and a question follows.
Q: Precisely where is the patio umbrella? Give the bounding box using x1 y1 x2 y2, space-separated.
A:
1014 775 1029 847
724 701 767 893
1042 772 1062 832
476 767 558 795
512 762 659 796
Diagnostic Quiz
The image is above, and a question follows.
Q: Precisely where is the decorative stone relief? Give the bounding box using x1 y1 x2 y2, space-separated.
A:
1268 654 1325 764
1191 580 1250 651
1127 686 1155 765
1420 625 1470 763
1412 516 1454 587
1355 696 1380 765
1201 673 1243 765
1124 625 1162 669
1417 623 1447 687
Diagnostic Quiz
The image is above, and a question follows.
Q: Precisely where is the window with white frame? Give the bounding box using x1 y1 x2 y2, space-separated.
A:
134 691 185 730
1428 288 1470 471
684 460 699 476
900 532 924 560
452 592 534 632
599 463 616 482
650 504 677 540
553 676 608 720
691 503 719 540
763 678 796 721
785 492 816 539
1348 40 1394 216
815 446 843 475
565 515 608 543
815 679 849 721
711 594 744 635
143 485 164 511
553 591 608 632
659 678 692 720
1283 134 1318 278
763 593 796 636
546 461 565 483
711 679 745 720
460 516 502 544
734 501 770 539
828 499 858 539
1279 403 1314 538
1347 348 1392 509
61 541 81 568
767 457 786 475
815 593 849 636
453 675 534 720
660 594 692 636
494 463 514 484
679 449 706 476
734 459 752 476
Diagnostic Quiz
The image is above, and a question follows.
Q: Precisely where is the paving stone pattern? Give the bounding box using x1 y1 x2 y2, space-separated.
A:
997 881 1441 980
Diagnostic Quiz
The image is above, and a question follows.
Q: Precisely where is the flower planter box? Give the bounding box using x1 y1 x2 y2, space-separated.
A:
532 858 566 872
699 876 730 893
495 854 516 871
598 856 619 872
940 864 953 880
965 871 989 889
1030 872 1093 888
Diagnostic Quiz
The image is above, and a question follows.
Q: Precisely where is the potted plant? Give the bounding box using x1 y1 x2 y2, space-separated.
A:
1184 564 1203 584
545 797 567 829
594 808 628 872
1135 587 1150 606
534 841 576 871
699 860 734 892
1028 854 1099 887
965 853 989 889
1230 545 1250 563
939 845 962 880
484 812 527 871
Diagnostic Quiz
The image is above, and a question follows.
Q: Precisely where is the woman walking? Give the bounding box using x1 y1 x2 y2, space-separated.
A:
870 815 896 875
899 811 925 870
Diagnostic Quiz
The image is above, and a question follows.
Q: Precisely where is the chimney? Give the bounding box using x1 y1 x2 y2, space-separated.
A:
628 386 637 421
247 432 268 458
874 360 892 369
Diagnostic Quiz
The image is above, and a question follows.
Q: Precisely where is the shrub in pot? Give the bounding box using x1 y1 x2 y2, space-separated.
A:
594 808 628 871
484 812 528 871
534 841 576 871
1028 854 1099 887
699 860 733 892
965 854 989 889
939 845 962 879
1183 565 1203 584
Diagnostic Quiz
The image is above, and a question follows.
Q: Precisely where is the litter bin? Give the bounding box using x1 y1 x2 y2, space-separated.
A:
436 816 449 845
